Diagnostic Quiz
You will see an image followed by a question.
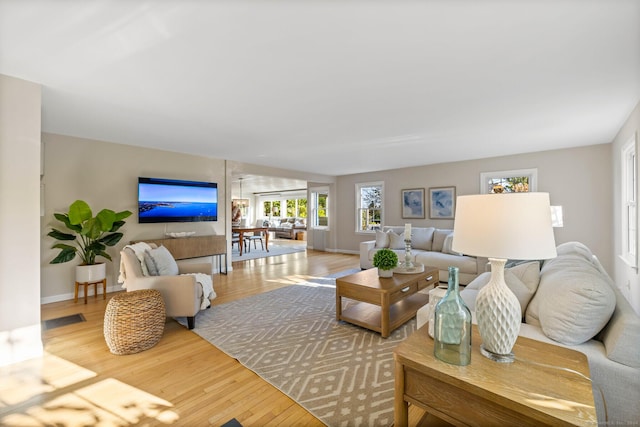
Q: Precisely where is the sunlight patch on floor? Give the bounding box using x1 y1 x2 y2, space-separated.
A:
1 353 179 426
0 352 96 406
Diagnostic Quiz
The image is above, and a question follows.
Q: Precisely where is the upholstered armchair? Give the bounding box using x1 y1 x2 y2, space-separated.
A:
119 247 213 329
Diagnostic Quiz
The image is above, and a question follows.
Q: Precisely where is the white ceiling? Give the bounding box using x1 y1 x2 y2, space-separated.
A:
1 0 639 181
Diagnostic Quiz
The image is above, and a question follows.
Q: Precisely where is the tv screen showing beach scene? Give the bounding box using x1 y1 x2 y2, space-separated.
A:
138 177 218 223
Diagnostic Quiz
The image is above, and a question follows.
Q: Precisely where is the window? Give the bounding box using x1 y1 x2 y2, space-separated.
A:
621 134 638 269
356 182 383 232
263 200 281 217
310 189 328 228
286 197 307 218
479 169 537 194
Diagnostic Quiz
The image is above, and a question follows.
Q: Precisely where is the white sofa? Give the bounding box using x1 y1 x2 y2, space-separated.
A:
417 242 640 424
360 226 487 284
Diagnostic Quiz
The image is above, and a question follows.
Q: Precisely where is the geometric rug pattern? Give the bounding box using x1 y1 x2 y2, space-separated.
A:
178 282 417 426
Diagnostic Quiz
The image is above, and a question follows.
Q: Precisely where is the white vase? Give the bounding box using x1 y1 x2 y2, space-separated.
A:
378 268 393 278
475 258 522 362
75 263 106 283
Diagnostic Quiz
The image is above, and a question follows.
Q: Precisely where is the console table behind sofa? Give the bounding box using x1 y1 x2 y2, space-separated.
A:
133 235 227 274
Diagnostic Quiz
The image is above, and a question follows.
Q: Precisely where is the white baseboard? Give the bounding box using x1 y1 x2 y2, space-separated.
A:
40 284 123 305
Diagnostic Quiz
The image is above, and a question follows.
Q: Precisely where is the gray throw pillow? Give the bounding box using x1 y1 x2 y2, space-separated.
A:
432 229 452 252
143 251 159 276
148 245 179 276
412 227 435 250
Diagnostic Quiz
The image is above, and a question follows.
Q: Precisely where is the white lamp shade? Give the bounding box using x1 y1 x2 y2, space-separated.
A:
452 193 557 260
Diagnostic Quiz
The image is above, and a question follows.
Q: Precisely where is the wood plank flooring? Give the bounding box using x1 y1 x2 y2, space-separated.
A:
3 243 429 426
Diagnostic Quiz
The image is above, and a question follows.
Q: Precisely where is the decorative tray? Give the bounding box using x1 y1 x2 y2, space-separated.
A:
165 231 196 238
394 263 425 274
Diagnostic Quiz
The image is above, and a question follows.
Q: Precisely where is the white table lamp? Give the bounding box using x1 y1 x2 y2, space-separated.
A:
452 192 557 362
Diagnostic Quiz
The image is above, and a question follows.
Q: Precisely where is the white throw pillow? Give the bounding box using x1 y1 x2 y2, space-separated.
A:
442 233 462 256
388 231 405 249
459 261 540 317
412 227 435 250
148 245 179 276
375 230 390 248
432 229 452 252
460 272 491 312
527 254 616 345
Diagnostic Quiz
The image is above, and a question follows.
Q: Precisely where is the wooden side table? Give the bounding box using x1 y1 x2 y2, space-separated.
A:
74 278 106 304
393 325 597 426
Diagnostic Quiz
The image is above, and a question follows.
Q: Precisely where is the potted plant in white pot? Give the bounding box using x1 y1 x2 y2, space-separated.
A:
373 248 398 278
48 200 132 283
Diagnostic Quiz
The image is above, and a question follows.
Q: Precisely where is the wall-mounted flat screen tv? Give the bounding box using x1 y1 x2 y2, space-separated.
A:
138 177 218 223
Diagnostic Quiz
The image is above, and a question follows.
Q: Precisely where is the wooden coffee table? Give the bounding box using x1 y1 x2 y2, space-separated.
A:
393 325 597 426
335 267 439 338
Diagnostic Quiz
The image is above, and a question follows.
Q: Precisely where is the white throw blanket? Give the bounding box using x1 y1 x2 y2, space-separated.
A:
184 272 216 309
118 242 153 286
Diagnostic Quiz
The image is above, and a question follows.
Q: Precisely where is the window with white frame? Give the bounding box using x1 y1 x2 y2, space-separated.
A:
310 189 329 228
621 134 638 269
356 182 383 232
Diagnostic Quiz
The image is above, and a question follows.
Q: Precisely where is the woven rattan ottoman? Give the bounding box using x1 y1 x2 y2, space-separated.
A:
104 289 166 355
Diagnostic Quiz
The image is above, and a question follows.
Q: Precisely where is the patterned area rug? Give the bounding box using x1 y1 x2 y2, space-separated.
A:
179 282 416 426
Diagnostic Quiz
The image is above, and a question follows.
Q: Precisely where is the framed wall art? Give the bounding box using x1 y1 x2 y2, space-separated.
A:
429 186 456 219
401 188 425 219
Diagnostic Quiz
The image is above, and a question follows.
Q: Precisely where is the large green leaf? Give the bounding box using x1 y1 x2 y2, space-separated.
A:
96 209 116 232
68 200 92 225
114 210 132 222
54 213 82 233
86 240 106 253
48 229 76 241
100 232 124 247
52 243 77 251
81 217 102 240
110 220 126 232
50 246 77 264
94 250 113 262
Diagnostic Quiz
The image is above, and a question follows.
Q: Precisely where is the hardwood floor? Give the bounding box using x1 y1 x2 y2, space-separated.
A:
3 245 429 426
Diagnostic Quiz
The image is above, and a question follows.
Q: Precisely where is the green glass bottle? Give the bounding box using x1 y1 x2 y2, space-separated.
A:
434 266 472 366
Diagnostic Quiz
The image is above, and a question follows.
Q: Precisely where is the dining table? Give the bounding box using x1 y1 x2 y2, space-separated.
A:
232 226 269 256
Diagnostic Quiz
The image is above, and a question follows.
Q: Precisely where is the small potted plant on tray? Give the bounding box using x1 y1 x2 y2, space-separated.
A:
48 200 132 283
373 248 398 278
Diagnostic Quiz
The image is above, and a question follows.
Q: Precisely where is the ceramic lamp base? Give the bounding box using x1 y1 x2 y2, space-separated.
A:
480 345 515 363
475 258 522 362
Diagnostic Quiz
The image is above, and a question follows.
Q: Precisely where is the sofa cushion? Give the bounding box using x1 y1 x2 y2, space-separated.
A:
375 230 390 248
598 280 640 368
147 245 180 276
415 251 478 275
526 249 616 346
388 231 405 249
432 229 452 252
412 227 435 250
442 233 462 256
460 261 540 316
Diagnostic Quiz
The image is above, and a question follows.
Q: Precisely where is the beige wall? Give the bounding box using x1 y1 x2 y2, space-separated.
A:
37 114 636 315
335 144 613 274
612 100 640 314
0 74 42 365
40 133 227 302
